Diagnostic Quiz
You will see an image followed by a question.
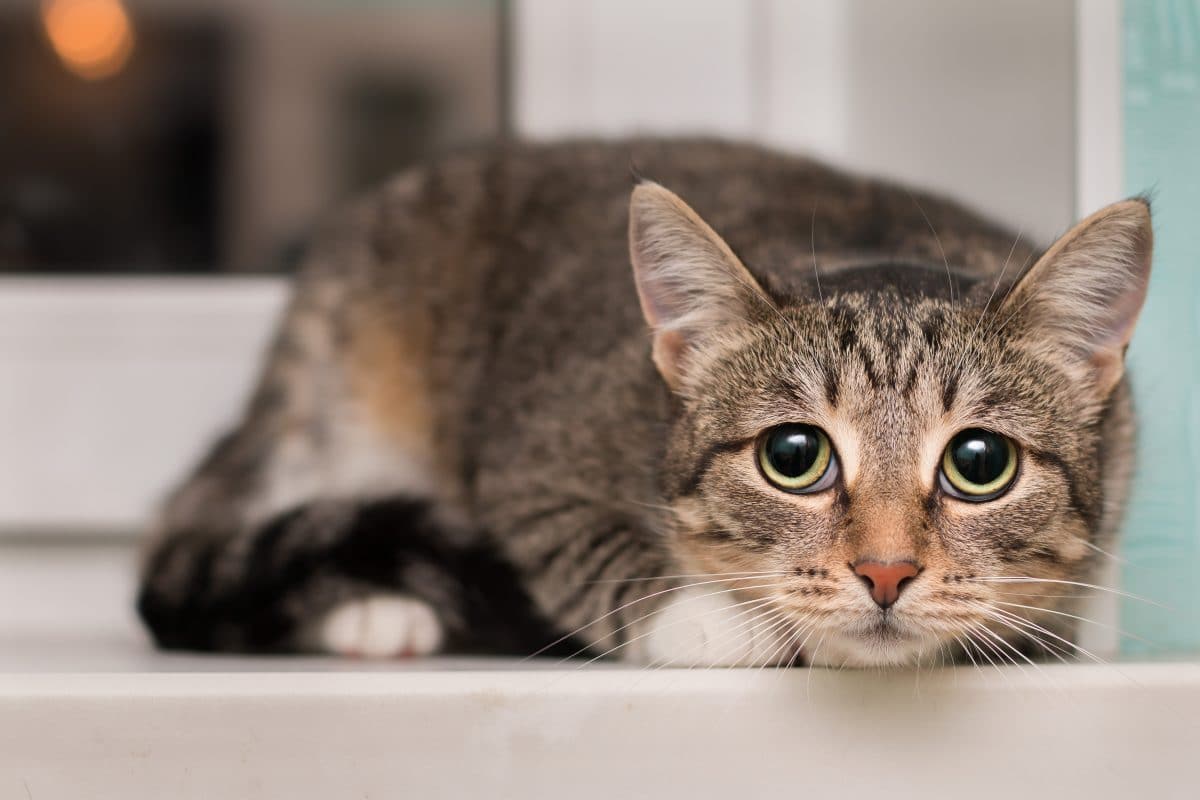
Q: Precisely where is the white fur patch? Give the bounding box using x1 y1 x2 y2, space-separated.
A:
639 588 797 667
317 595 443 658
254 407 433 526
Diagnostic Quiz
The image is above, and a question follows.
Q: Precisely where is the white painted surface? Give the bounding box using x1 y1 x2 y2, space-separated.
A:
0 544 139 639
513 0 757 139
1 661 1198 799
1074 0 1125 659
1077 0 1125 215
758 0 852 160
515 0 1076 243
0 278 286 532
823 0 1076 243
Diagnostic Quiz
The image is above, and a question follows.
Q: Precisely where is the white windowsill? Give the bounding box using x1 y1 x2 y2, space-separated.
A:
2 651 1198 798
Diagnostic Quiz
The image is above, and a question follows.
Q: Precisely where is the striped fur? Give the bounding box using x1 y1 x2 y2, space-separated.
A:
138 139 1151 667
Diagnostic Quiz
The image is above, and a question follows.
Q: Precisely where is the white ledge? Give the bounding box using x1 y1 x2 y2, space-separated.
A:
2 646 1198 799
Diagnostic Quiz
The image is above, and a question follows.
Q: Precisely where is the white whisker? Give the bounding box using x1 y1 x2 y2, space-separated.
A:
810 203 824 305
804 630 829 699
991 600 1158 649
907 190 955 302
970 615 1056 690
967 576 1171 610
962 622 1014 684
990 590 1095 599
1079 538 1129 566
760 609 823 675
961 630 1000 677
978 248 1035 341
970 602 1117 673
952 633 983 677
951 227 1024 377
587 570 789 585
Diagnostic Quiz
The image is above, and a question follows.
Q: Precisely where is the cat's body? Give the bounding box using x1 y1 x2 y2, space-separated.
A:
138 139 1151 667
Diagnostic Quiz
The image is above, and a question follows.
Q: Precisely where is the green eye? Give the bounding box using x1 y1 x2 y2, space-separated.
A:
758 424 834 493
940 429 1018 500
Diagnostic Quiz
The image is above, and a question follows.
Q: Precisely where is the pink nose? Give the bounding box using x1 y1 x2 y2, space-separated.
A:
853 560 921 609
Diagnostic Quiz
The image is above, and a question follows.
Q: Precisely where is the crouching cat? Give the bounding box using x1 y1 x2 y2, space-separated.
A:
138 140 1152 668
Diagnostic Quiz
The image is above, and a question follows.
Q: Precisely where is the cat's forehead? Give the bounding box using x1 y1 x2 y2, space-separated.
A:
789 290 978 396
707 286 1036 435
698 244 1078 439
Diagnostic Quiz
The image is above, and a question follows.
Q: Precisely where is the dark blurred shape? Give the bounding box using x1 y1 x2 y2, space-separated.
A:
338 76 443 200
0 1 502 273
0 5 227 272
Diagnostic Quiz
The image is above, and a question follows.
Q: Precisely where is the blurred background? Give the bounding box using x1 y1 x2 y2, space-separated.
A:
0 0 1195 662
0 0 504 274
0 0 1083 276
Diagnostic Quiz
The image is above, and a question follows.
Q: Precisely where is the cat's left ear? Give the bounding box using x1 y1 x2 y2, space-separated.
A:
629 181 773 391
999 198 1153 396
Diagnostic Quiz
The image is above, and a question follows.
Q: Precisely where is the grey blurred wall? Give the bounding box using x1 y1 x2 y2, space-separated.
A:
516 0 1075 245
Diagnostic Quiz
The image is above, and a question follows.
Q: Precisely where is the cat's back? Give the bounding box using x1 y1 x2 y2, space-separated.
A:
356 138 1033 319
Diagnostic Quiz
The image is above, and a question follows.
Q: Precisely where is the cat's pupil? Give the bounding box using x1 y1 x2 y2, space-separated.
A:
949 430 1008 485
766 425 822 477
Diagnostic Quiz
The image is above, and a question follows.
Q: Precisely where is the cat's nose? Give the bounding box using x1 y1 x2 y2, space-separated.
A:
852 560 921 609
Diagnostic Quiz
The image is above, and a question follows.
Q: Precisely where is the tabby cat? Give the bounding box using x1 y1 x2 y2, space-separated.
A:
138 140 1152 668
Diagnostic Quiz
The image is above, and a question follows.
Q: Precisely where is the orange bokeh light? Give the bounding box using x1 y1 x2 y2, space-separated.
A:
41 0 135 81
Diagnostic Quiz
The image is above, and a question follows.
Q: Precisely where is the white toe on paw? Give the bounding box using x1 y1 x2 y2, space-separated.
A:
317 595 443 659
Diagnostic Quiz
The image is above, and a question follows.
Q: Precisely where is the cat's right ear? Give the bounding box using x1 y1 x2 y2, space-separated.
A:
997 198 1153 397
629 182 772 391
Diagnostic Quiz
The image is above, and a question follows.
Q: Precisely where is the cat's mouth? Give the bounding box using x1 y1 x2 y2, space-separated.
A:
807 614 937 667
861 616 909 639
850 616 922 654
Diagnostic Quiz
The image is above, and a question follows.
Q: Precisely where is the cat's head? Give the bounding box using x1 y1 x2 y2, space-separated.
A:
629 181 1152 667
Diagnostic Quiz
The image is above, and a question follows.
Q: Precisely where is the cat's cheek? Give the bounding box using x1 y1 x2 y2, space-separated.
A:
635 588 797 667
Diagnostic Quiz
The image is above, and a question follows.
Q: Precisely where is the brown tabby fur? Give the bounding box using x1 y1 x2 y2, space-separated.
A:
138 139 1151 667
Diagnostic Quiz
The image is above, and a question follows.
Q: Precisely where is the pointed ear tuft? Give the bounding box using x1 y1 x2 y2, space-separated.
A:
628 182 771 390
1000 198 1153 395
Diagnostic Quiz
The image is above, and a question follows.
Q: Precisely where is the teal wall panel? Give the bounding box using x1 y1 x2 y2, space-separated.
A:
1122 0 1200 654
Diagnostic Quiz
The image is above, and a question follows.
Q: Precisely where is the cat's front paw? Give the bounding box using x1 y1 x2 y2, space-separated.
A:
639 588 799 667
315 595 444 658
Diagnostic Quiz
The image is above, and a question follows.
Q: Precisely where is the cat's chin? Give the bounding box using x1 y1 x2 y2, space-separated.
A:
804 622 943 669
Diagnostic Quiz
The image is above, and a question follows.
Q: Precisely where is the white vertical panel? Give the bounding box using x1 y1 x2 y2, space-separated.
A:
1075 0 1124 657
511 0 590 138
513 0 1075 242
833 0 1076 244
513 0 755 138
583 0 754 136
1076 0 1124 215
759 0 852 161
761 0 1075 244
